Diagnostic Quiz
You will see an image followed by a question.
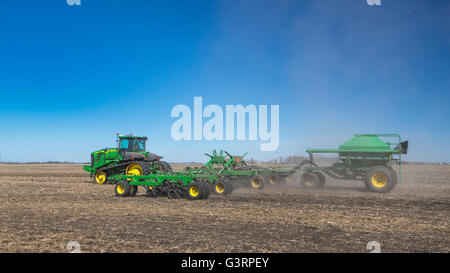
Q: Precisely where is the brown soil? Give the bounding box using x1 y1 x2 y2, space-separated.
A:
0 163 448 253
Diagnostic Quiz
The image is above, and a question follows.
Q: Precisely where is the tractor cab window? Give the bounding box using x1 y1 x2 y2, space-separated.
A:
133 139 145 151
119 139 129 149
119 138 145 152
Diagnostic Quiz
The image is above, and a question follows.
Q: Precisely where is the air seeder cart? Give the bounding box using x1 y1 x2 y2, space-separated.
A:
297 134 408 193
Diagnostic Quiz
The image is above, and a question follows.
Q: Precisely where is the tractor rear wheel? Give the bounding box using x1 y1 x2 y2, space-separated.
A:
156 161 172 173
94 171 107 184
365 166 397 193
301 172 322 189
126 161 151 176
115 181 131 197
249 175 265 190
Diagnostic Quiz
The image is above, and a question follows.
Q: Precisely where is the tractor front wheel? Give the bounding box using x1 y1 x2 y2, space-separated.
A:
365 166 397 193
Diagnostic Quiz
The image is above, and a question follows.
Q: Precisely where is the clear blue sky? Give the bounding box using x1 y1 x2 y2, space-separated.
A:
0 0 449 163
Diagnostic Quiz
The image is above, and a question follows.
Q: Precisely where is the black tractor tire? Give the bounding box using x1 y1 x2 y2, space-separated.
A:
115 181 131 197
249 175 265 190
365 166 397 193
157 161 173 173
129 185 138 197
126 161 151 176
301 172 322 189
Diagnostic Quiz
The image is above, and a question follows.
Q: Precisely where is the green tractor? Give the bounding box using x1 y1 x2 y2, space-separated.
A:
83 133 172 184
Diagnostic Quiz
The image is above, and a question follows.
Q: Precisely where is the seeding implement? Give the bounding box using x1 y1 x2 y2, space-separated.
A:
113 173 217 200
184 150 296 190
83 133 172 184
110 150 297 200
297 134 408 193
85 133 408 199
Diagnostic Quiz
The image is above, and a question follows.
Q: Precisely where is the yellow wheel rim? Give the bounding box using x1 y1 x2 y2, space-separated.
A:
215 183 225 194
117 184 125 194
269 177 277 184
251 178 260 188
286 176 293 183
189 185 200 197
126 163 143 177
372 173 387 188
95 171 107 184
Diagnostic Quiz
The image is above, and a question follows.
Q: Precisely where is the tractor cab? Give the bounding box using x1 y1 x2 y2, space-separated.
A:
117 134 162 161
118 135 147 153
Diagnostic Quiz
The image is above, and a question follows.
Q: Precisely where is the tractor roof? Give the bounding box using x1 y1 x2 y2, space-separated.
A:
118 134 148 140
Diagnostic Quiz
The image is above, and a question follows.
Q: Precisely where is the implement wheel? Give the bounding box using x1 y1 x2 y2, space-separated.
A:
129 185 138 197
213 181 231 196
301 172 323 189
146 188 157 197
249 175 265 190
200 182 210 199
186 182 204 200
115 181 131 197
268 174 281 185
365 166 397 193
285 173 299 183
388 168 398 184
94 171 107 184
315 172 326 188
168 189 179 199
